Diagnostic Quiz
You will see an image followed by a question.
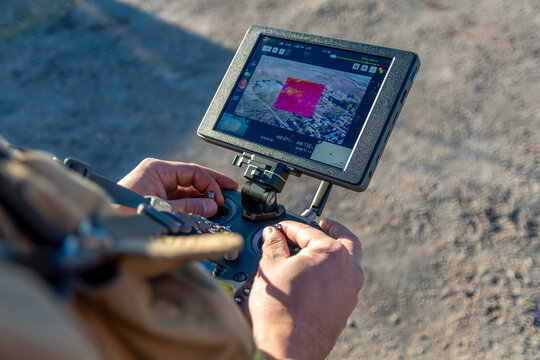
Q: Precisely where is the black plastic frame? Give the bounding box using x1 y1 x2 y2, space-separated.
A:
198 25 420 191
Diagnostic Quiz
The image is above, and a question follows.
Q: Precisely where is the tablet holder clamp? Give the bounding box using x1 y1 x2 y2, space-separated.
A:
232 152 333 223
233 153 300 222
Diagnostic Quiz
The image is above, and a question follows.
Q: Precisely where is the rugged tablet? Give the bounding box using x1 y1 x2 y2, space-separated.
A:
198 25 419 191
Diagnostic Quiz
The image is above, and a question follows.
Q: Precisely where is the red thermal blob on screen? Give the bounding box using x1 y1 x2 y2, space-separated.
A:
273 77 325 118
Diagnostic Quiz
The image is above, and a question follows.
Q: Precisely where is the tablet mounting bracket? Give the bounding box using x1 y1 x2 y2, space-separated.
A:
232 153 299 221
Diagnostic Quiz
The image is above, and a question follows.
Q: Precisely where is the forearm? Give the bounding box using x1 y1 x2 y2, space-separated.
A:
253 319 334 360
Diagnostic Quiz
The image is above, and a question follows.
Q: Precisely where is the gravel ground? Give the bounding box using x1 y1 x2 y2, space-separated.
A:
0 0 538 358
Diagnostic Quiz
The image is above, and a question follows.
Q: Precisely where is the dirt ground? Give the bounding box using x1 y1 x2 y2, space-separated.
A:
0 0 538 358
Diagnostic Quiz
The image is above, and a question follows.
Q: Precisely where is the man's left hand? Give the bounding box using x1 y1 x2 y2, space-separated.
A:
118 158 238 217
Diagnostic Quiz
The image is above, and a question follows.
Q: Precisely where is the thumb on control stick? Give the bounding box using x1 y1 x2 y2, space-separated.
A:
261 226 290 260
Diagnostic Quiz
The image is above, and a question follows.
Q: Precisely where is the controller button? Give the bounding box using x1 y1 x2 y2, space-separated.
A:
233 272 248 282
234 296 243 304
242 288 251 296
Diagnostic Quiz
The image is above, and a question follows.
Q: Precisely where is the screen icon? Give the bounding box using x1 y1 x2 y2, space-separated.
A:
361 64 369 72
278 48 286 55
352 63 360 70
369 66 377 73
232 95 239 101
262 45 272 52
272 47 279 53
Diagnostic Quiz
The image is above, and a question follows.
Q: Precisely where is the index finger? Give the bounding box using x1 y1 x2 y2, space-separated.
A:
319 218 362 260
188 164 239 191
168 162 238 205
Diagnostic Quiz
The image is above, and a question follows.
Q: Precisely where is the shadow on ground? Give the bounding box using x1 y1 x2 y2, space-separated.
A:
0 0 233 179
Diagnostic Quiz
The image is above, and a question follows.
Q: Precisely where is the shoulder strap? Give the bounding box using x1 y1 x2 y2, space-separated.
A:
64 158 150 208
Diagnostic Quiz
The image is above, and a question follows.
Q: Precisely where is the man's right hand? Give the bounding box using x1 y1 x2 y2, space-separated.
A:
249 219 364 360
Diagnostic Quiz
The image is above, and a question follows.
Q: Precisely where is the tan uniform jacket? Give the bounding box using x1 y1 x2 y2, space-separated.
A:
0 144 255 359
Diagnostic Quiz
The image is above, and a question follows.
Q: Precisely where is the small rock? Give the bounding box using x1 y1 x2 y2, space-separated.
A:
388 313 401 325
486 305 501 323
505 269 515 279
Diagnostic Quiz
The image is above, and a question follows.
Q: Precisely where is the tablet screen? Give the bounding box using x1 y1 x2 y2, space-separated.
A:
215 35 393 169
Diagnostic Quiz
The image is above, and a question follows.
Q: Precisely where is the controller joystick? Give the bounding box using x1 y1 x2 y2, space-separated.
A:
211 196 237 224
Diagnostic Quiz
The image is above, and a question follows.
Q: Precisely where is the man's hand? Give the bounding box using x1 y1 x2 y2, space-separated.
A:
117 158 238 217
249 219 364 360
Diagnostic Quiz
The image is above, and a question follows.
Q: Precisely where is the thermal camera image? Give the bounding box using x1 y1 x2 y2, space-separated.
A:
234 55 370 145
273 77 325 118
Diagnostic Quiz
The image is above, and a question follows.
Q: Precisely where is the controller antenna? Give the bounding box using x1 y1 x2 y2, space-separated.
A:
301 181 333 221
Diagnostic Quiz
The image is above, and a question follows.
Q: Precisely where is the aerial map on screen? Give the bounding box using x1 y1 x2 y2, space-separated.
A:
233 55 371 146
215 35 392 169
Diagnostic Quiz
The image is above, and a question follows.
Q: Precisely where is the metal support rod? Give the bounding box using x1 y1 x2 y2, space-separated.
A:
310 181 333 217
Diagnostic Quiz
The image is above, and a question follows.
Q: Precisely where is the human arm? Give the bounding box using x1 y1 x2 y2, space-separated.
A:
117 158 238 217
249 219 364 360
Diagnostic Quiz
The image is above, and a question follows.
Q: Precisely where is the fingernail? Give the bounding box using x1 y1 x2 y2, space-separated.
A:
262 226 275 239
